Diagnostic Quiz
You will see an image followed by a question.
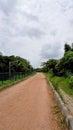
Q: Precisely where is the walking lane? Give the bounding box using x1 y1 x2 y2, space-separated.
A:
0 73 61 130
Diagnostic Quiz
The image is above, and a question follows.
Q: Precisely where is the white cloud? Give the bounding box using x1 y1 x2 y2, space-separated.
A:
41 42 64 60
0 0 73 67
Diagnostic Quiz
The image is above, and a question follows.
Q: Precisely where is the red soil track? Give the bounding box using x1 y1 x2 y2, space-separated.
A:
0 73 63 130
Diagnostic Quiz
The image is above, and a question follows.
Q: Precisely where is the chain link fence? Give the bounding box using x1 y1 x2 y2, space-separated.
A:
0 71 35 89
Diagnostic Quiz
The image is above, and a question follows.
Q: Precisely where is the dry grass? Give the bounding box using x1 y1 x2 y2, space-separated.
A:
53 104 68 130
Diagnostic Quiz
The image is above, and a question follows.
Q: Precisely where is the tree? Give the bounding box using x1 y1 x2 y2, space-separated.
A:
42 43 73 76
55 51 73 76
64 43 71 53
42 59 57 73
0 55 33 73
71 43 73 51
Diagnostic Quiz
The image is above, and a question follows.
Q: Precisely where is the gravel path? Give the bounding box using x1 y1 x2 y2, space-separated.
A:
0 73 63 130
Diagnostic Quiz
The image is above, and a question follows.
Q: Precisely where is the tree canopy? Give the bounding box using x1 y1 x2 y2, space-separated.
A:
64 43 71 53
0 55 33 73
42 43 73 76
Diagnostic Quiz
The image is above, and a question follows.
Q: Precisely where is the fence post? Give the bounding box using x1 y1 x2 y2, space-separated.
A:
9 62 11 78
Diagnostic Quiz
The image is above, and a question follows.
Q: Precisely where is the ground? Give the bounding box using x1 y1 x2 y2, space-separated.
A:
60 89 73 116
0 73 67 130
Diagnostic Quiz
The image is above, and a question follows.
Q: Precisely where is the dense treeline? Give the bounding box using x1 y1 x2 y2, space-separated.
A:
0 55 33 73
42 43 73 77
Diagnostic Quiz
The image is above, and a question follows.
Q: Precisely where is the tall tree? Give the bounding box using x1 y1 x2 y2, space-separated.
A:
0 55 33 73
64 43 71 53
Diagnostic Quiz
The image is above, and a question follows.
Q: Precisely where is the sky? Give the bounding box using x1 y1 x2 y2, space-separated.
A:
0 0 73 67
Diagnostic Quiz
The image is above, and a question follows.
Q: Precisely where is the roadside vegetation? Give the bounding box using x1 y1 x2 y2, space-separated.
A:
0 54 35 90
41 43 73 96
53 104 67 130
0 72 35 91
0 54 33 74
45 73 73 96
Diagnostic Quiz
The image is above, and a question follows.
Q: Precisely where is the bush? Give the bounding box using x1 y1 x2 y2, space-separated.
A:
69 76 73 89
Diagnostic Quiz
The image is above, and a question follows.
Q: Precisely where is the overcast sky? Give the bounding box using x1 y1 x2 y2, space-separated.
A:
0 0 73 67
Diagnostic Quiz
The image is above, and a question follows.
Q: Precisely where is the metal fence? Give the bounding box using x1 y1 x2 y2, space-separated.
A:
0 71 35 88
0 71 35 81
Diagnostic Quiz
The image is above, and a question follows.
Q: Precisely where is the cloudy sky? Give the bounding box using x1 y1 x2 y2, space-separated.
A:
0 0 73 67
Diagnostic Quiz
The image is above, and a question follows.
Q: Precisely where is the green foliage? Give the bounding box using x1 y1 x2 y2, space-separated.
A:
0 72 35 90
42 59 57 73
55 51 73 76
45 73 73 96
0 55 33 73
42 43 73 77
64 43 71 53
69 76 73 89
45 73 63 91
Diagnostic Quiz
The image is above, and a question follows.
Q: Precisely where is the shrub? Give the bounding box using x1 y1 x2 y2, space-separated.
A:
69 76 73 89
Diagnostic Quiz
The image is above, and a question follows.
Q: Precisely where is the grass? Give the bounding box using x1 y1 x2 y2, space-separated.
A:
45 73 73 96
53 104 67 130
0 72 36 91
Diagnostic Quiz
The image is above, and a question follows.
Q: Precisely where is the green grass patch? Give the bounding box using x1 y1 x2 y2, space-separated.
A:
0 72 36 91
45 73 73 96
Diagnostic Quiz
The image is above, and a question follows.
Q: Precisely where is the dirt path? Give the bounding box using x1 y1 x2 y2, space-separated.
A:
0 73 63 130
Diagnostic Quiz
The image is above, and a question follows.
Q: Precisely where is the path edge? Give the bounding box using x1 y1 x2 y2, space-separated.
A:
46 77 73 130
